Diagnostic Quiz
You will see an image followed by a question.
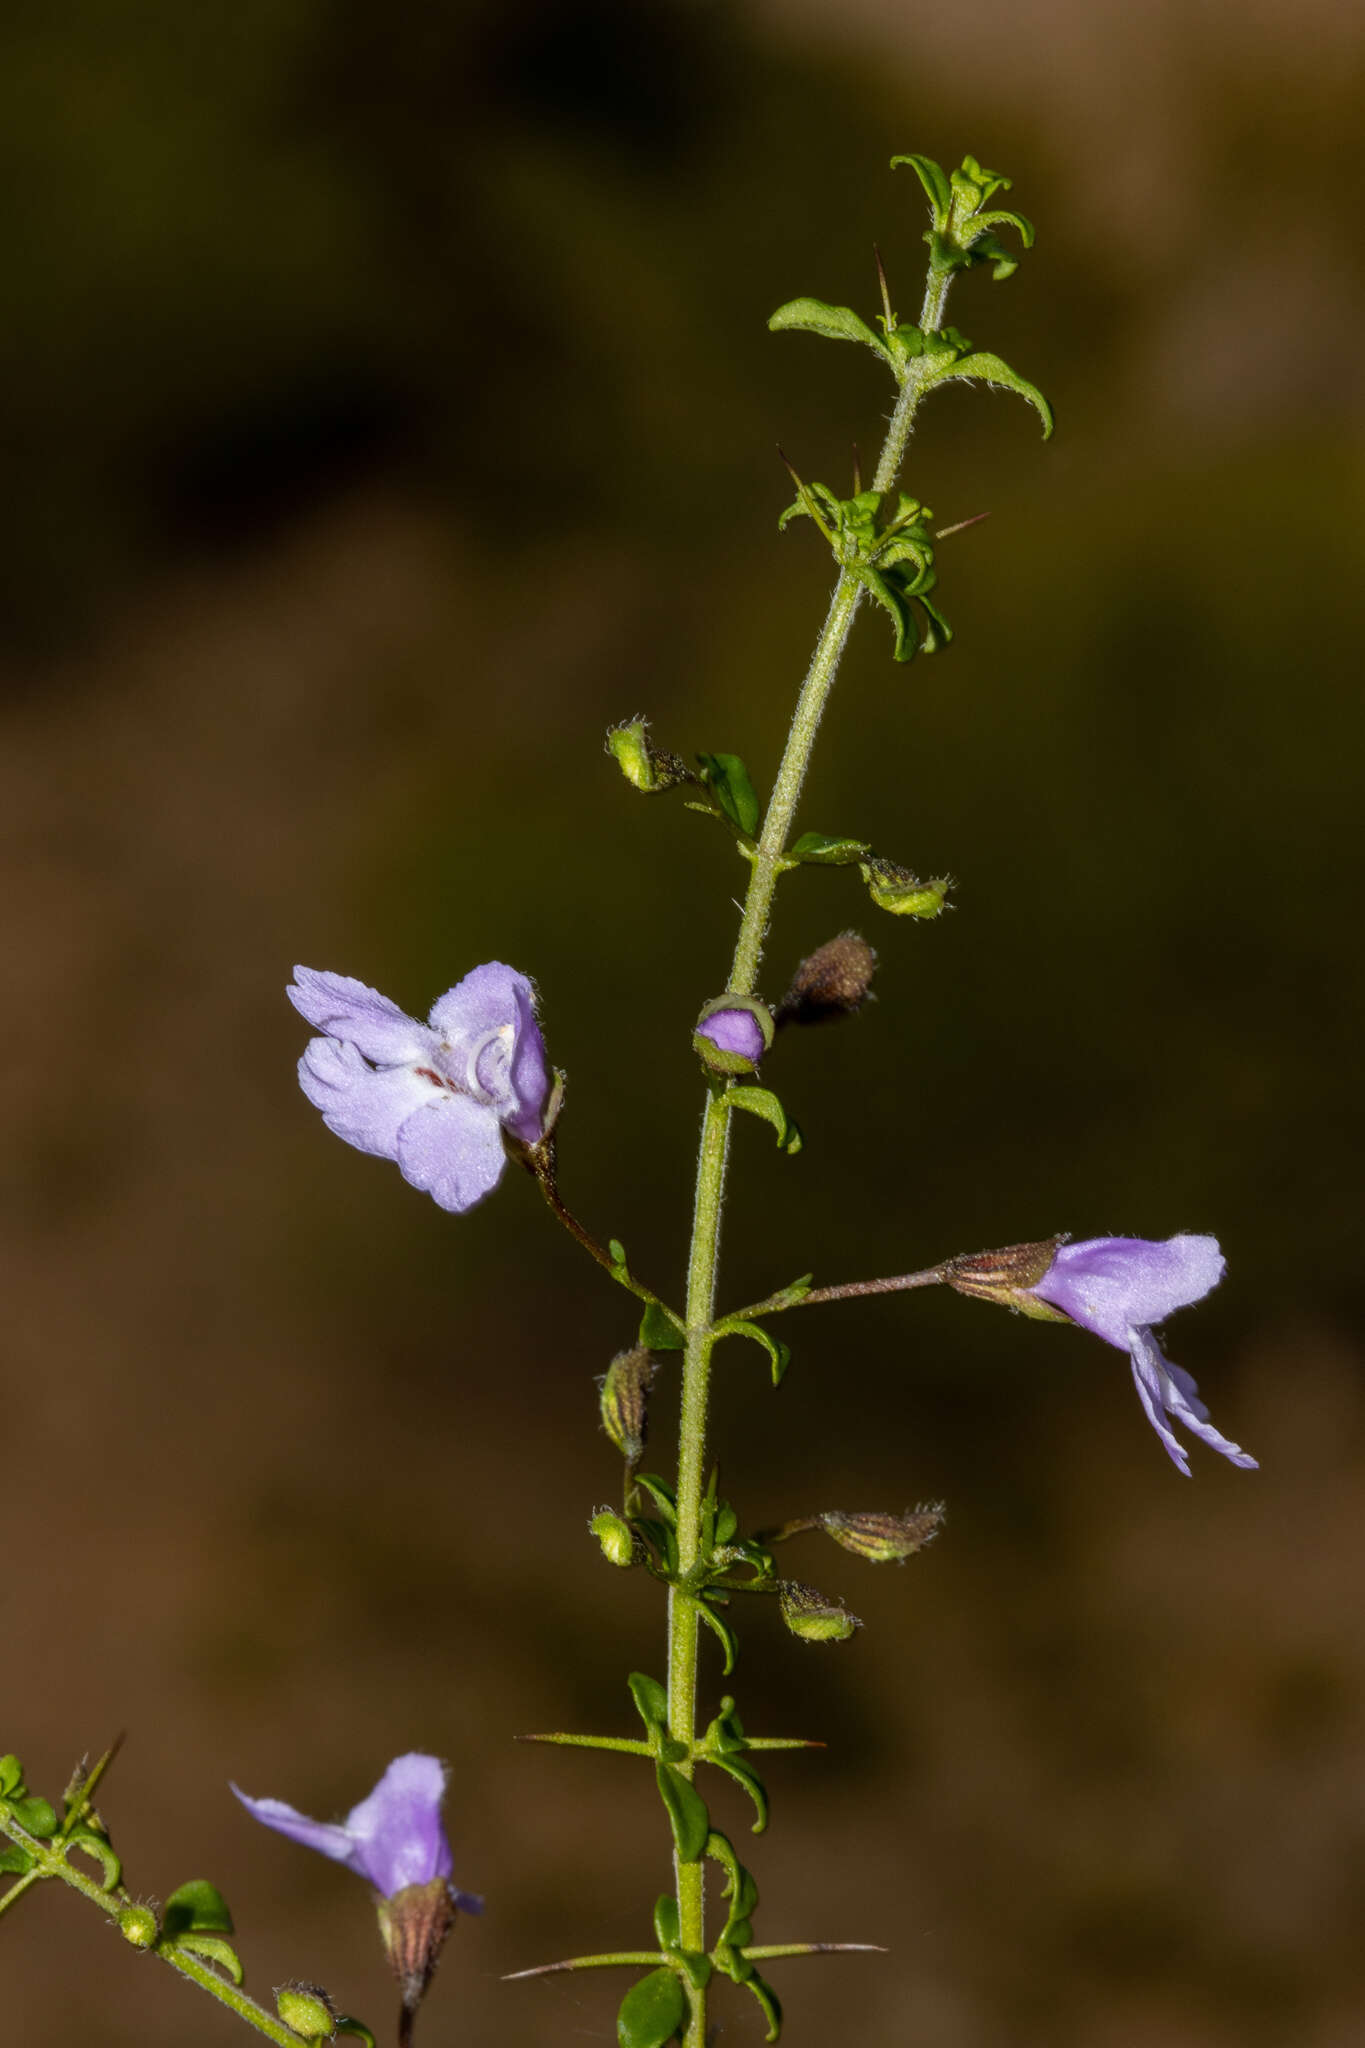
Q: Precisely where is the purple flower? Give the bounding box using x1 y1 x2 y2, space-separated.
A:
1028 1235 1258 1478
232 1753 482 1913
289 963 550 1212
693 995 774 1075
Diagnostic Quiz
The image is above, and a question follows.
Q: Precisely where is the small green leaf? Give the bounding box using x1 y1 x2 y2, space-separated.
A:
706 1752 769 1835
655 1764 710 1864
762 1274 814 1313
925 350 1052 436
977 206 1036 248
627 1673 670 1740
168 1933 244 1985
335 2021 378 2048
767 298 892 366
891 152 952 221
916 592 953 653
855 565 918 661
653 1894 681 1949
702 1698 747 1756
786 832 870 866
617 1967 686 2048
9 1798 56 1839
63 1830 122 1891
162 1879 234 1938
638 1300 685 1351
695 753 760 838
714 1502 739 1546
675 1949 712 1991
742 1971 784 2042
0 1757 24 1798
694 1599 739 1676
726 1087 801 1155
631 1475 677 1527
716 1318 790 1388
0 1844 34 1874
633 1517 679 1575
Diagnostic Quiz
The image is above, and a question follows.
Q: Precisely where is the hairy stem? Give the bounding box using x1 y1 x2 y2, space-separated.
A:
0 1815 304 2047
666 264 956 2048
797 1263 947 1307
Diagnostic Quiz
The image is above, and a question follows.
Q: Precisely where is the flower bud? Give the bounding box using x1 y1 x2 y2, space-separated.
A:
599 1346 655 1467
778 1581 862 1643
693 995 774 1076
590 1509 637 1568
859 857 950 918
819 1504 944 1562
607 717 690 793
276 1983 337 2040
776 931 878 1026
377 1877 459 2018
944 1236 1069 1319
118 1903 159 1948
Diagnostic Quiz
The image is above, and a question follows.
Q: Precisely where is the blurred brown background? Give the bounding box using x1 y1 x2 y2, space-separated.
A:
2 1 1363 2043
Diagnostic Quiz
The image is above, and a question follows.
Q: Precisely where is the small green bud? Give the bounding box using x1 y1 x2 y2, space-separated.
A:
607 717 690 793
693 994 774 1076
590 1509 637 1568
944 1236 1068 1318
776 931 878 1026
276 1983 337 2040
599 1345 656 1467
118 1904 159 1948
860 857 950 918
778 1581 862 1643
819 1504 944 1562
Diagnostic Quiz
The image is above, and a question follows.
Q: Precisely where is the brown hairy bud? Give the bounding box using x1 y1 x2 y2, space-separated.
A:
944 1236 1069 1319
819 1504 944 1563
598 1346 656 1468
775 931 878 1026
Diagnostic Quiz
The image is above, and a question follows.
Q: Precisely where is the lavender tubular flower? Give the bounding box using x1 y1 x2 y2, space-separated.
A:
232 1753 477 1903
233 1755 482 2026
289 963 549 1212
1026 1235 1258 1479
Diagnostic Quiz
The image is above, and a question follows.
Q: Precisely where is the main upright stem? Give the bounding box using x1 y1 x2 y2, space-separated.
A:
667 266 954 2046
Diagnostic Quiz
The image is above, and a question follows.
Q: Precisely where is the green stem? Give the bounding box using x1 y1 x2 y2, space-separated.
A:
665 262 957 2048
0 1815 303 2047
0 1867 42 1918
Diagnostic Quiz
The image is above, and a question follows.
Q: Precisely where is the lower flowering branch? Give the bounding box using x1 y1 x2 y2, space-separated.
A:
0 1809 316 2048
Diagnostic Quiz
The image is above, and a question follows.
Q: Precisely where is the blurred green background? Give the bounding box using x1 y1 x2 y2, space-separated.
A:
3 2 1364 2043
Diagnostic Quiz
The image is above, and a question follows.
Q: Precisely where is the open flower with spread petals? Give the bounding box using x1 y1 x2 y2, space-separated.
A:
948 1232 1257 1477
289 963 549 1212
234 1754 481 2022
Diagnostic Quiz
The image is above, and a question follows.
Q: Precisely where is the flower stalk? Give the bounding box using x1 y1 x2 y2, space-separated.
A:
664 252 961 2048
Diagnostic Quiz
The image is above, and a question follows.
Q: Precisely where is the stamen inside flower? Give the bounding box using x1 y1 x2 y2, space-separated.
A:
464 1024 514 1104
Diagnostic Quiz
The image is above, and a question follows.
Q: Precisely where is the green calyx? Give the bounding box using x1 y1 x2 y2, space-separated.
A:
778 1581 862 1644
859 858 950 918
276 1984 337 2041
607 717 692 793
591 1510 639 1569
779 480 951 663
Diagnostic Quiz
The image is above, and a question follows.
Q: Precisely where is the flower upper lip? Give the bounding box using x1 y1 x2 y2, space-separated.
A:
288 963 549 1212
